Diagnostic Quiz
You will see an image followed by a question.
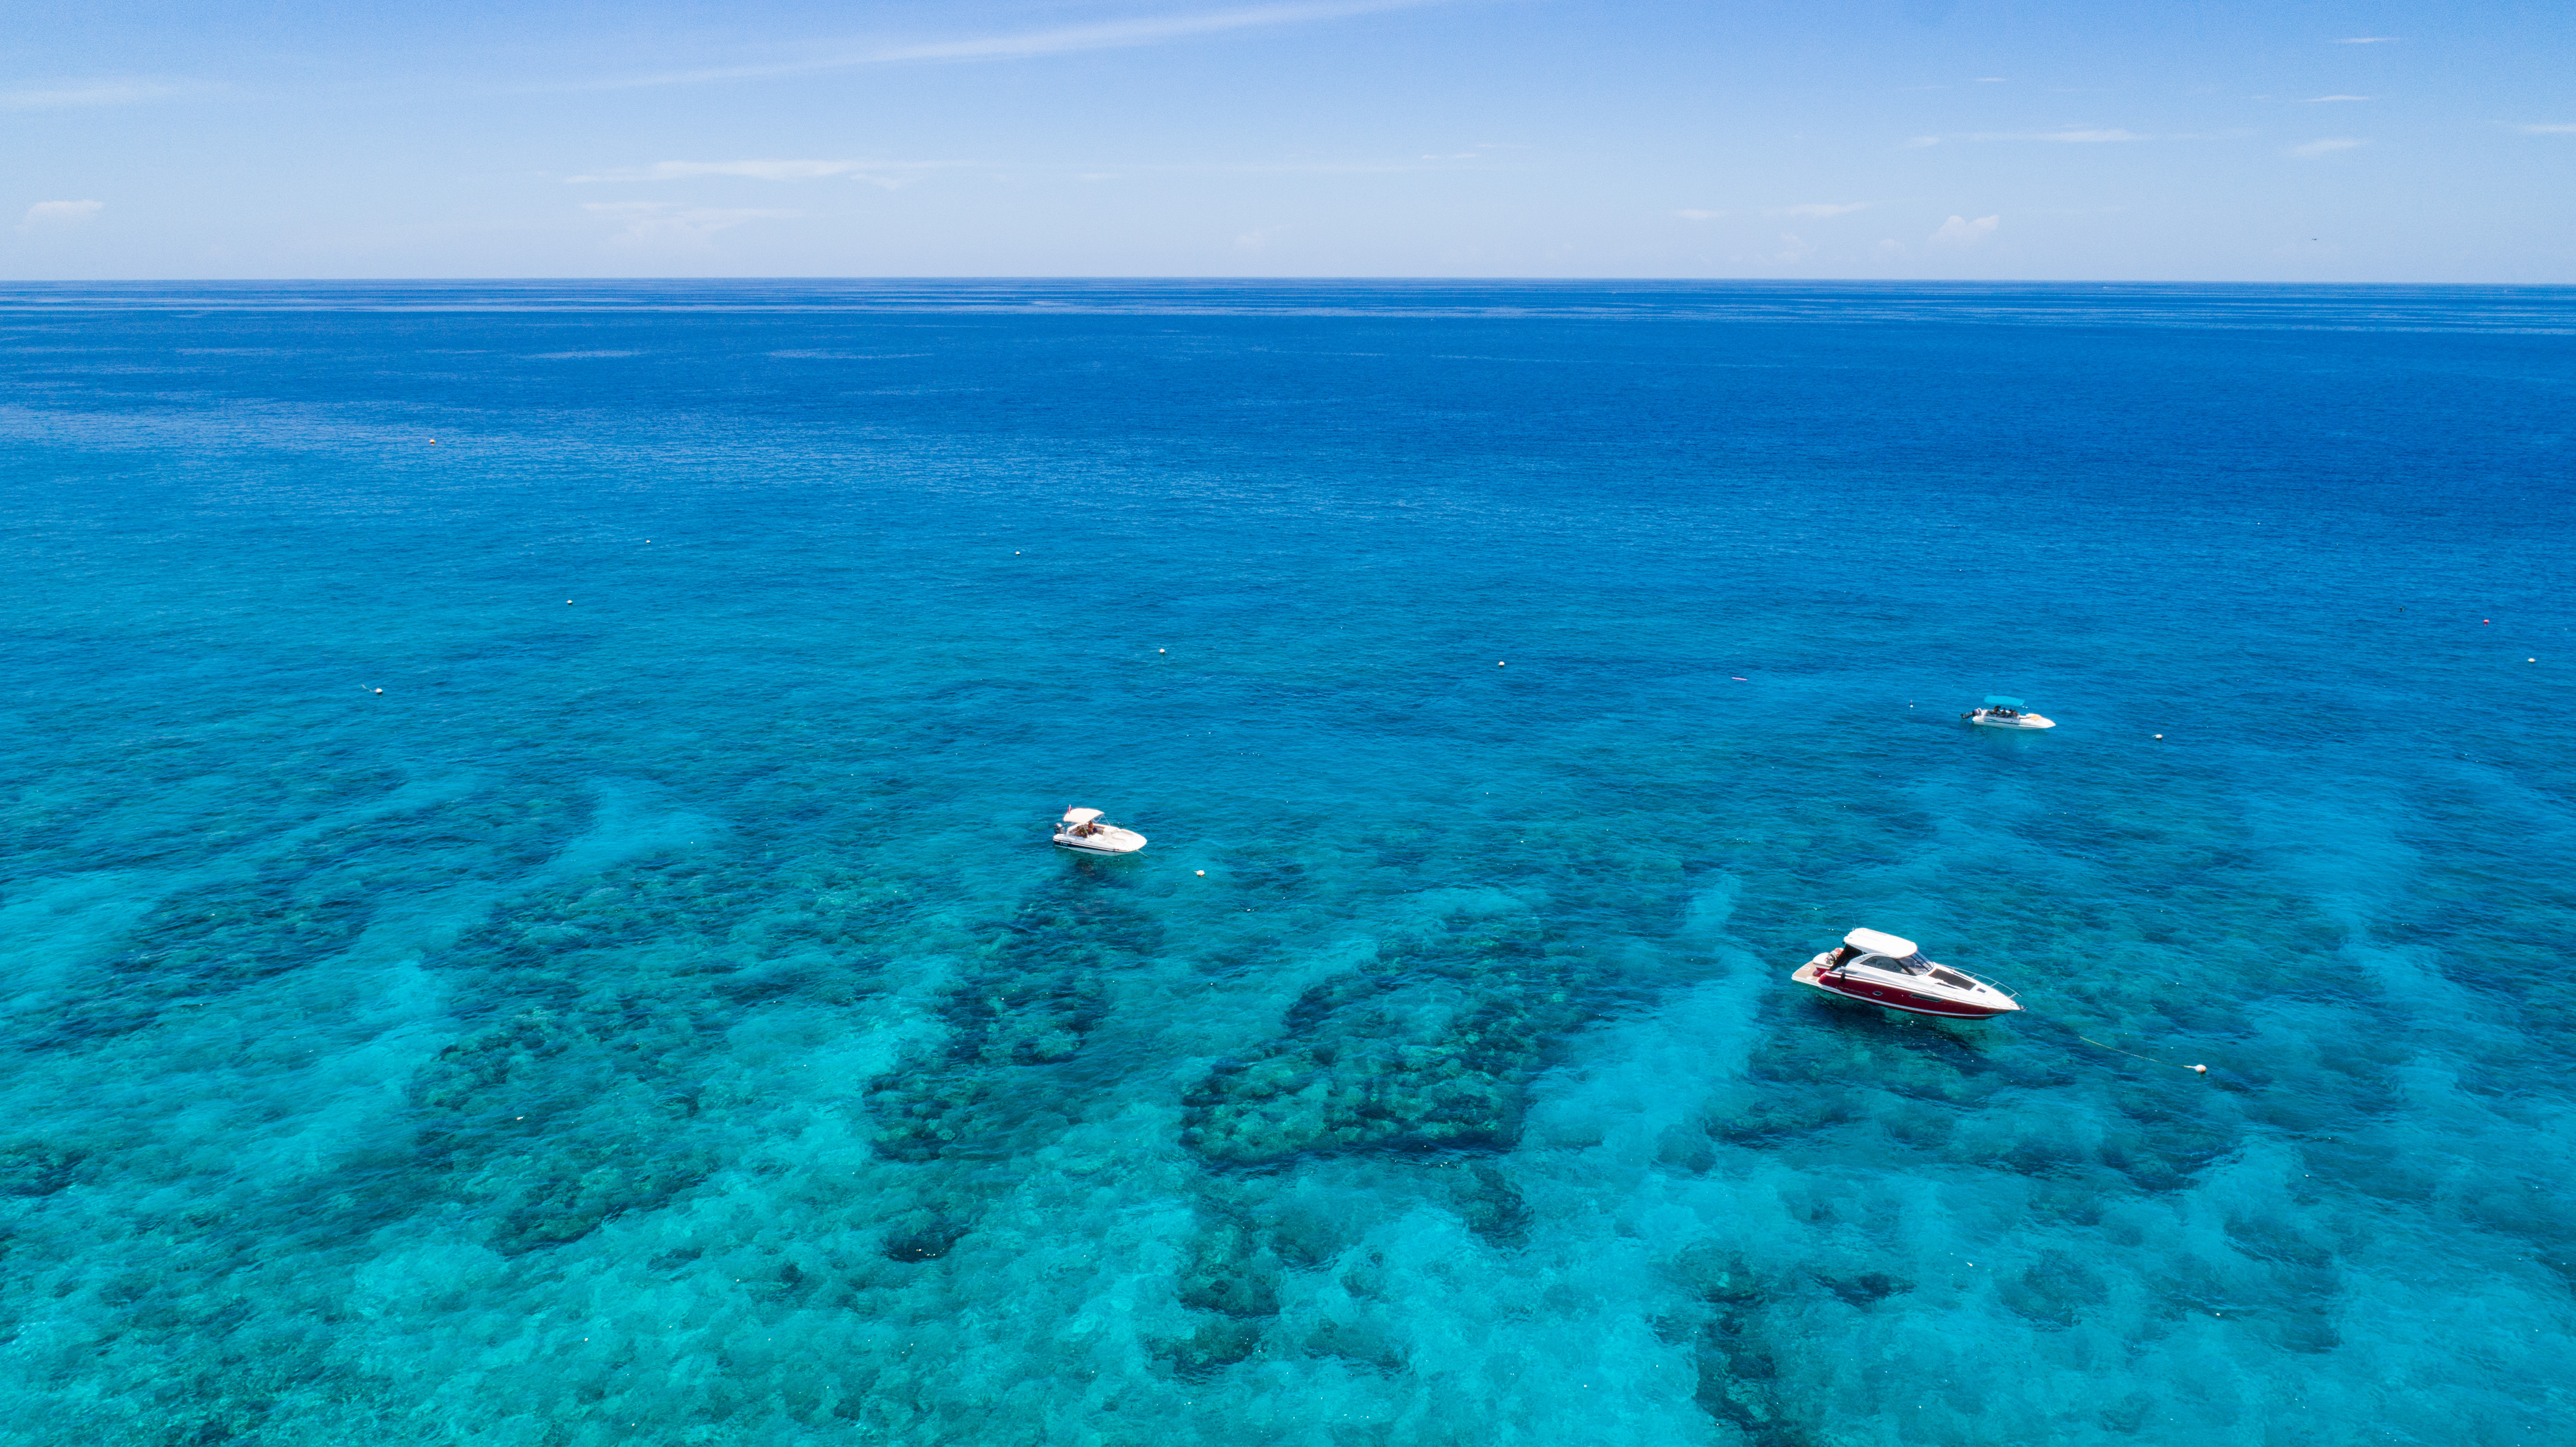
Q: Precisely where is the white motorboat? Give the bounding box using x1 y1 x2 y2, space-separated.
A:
1791 928 2021 1020
1053 806 1148 855
1963 694 2054 730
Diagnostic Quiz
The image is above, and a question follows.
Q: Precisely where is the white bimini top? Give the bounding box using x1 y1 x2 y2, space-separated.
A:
1843 928 1919 957
1061 807 1104 826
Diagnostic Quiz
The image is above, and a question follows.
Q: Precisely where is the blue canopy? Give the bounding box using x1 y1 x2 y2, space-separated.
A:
1982 695 2026 708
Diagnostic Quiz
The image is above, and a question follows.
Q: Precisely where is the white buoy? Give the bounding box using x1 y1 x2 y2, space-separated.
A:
2191 1064 2208 1074
1498 661 1506 667
1195 870 1205 876
2155 734 2163 739
374 688 382 694
1160 648 1166 653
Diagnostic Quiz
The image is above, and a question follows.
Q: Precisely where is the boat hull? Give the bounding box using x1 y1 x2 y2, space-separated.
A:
1792 961 2016 1019
1054 829 1147 855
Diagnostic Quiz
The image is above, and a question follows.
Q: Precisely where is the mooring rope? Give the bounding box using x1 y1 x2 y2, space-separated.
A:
2076 1034 2208 1075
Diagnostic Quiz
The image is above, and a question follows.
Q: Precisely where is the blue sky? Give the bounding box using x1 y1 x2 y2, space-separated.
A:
4 0 2571 279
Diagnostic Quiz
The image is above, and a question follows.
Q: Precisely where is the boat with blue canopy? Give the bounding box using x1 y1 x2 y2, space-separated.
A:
1962 694 2054 730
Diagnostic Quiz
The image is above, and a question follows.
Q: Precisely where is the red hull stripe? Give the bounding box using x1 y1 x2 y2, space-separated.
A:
1808 978 2008 1019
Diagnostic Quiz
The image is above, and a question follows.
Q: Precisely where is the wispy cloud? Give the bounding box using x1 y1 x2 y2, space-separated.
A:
0 79 189 110
575 0 1450 90
1906 128 2147 147
584 201 800 247
2331 36 2394 44
17 199 102 231
2015 128 2146 142
1678 202 1868 222
569 158 950 188
1928 214 1999 247
2302 94 2372 103
2288 137 2365 157
2519 123 2576 134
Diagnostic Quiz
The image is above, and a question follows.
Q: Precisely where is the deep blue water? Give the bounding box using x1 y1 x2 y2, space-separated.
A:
2 281 2572 1447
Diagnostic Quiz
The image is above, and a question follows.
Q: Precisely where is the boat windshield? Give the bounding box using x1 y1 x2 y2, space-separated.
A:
1858 953 1932 975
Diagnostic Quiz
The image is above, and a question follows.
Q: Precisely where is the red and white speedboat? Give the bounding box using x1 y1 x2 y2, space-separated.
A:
1792 929 2021 1019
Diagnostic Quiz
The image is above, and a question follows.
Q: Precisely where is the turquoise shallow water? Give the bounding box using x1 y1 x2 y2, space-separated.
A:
2 281 2573 1446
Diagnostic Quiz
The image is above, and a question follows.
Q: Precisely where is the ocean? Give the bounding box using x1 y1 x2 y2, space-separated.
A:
1 280 2570 1446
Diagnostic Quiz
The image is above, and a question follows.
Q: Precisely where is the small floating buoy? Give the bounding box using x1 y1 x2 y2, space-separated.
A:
1159 648 1166 653
1498 661 1506 667
2155 733 2163 739
567 600 573 604
2191 1064 2208 1074
374 688 382 694
1195 870 1205 876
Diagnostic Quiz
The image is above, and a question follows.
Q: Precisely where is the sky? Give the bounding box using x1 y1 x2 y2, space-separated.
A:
3 0 2572 280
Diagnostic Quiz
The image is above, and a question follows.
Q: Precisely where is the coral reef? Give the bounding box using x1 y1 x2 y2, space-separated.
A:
865 865 1159 1164
1181 916 1594 1164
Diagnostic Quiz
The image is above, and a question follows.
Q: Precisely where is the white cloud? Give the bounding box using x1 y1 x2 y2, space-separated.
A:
2520 123 2576 134
17 199 102 231
2331 36 2394 44
2302 95 2372 103
1928 214 1999 246
1910 128 2147 146
580 0 1449 89
1975 77 2006 83
2288 137 2364 157
1773 232 1815 262
1675 209 1725 221
583 201 799 247
1771 202 1869 218
0 80 186 110
570 158 943 189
